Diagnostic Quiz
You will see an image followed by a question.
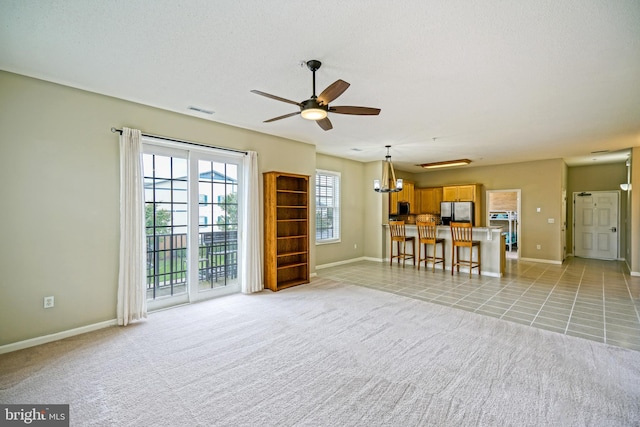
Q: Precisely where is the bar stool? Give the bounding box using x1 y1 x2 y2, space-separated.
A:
450 222 481 277
416 221 445 272
389 220 415 267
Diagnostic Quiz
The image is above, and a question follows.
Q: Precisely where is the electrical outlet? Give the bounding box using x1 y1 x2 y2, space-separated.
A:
536 245 541 250
354 244 357 249
44 296 55 309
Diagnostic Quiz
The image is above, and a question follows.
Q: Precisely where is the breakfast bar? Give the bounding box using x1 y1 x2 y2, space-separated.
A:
383 224 506 277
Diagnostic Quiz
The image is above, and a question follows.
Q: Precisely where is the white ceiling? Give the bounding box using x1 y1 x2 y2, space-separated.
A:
1 1 639 172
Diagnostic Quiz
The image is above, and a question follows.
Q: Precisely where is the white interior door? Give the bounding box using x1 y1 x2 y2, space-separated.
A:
574 191 619 259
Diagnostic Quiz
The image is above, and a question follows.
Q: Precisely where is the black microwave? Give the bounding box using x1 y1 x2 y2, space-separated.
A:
398 202 410 215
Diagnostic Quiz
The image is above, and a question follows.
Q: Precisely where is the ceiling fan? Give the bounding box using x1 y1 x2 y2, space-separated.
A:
251 60 381 131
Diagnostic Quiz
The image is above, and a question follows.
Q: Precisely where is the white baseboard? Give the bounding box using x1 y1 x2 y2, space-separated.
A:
519 257 562 265
0 319 118 355
479 271 501 278
315 257 388 269
441 266 500 277
316 257 369 269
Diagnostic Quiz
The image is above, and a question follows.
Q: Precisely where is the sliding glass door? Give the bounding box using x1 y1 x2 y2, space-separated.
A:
192 156 239 293
143 141 242 310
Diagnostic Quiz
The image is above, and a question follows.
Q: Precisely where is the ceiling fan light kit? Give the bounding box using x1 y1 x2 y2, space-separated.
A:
419 159 472 169
374 145 403 193
251 59 380 130
299 98 328 120
300 108 327 120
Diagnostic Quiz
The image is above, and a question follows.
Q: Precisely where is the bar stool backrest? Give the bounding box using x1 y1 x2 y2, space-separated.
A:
450 222 474 247
416 221 437 243
389 221 407 241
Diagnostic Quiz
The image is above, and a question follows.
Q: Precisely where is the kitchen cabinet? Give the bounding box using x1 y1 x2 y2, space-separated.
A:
416 187 443 214
443 184 483 225
389 181 414 214
263 171 309 291
443 184 479 202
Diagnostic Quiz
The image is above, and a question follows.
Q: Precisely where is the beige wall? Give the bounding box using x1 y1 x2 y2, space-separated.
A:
315 154 366 265
315 158 388 263
363 161 388 260
0 71 316 345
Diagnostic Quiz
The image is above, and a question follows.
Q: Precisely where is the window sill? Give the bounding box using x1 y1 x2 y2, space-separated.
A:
316 239 341 246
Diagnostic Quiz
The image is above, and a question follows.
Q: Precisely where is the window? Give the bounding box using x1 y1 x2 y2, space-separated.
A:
316 170 341 243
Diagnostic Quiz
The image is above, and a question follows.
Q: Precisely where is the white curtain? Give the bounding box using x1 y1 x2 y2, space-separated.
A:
241 151 263 293
117 127 147 325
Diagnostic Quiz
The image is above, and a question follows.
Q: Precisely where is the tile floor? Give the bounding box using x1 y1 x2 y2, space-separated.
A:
317 256 640 351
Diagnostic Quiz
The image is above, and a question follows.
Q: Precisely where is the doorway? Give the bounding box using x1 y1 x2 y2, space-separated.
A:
573 191 619 260
143 140 243 311
487 190 521 259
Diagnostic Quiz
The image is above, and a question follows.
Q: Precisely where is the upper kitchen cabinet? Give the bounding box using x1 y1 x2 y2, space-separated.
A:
443 184 484 225
389 181 415 214
443 184 481 202
416 187 443 214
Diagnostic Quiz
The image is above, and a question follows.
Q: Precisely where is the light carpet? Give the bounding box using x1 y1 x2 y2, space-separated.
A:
1 278 639 426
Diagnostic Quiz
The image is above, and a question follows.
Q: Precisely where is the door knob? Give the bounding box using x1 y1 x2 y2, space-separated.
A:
610 227 617 232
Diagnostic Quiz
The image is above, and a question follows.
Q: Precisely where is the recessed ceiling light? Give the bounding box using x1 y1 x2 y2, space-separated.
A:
419 159 472 169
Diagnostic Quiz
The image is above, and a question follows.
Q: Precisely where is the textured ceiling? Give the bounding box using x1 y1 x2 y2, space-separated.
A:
1 1 639 172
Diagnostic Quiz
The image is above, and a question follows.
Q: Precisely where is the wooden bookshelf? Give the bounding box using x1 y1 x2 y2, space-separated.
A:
263 172 309 291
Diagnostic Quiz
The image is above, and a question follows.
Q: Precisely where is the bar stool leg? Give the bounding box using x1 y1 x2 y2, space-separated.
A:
403 240 408 267
412 240 415 266
432 244 436 272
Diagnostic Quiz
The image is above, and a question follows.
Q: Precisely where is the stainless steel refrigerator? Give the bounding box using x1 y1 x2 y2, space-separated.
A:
441 201 474 224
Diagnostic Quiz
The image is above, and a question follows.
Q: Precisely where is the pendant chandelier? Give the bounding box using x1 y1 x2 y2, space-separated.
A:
374 145 403 193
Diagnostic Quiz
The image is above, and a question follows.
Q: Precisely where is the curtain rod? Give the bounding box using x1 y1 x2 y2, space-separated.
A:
111 127 248 155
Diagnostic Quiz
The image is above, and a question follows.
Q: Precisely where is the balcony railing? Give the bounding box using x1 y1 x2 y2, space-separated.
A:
146 231 238 299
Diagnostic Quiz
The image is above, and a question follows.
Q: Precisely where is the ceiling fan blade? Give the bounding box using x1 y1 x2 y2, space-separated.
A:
317 117 333 131
264 111 300 123
329 106 381 116
317 80 350 105
250 90 302 107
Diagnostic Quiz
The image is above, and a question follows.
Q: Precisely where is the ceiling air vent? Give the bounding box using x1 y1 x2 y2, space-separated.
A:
188 106 214 115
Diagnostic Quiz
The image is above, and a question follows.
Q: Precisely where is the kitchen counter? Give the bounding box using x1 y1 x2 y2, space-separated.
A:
383 224 505 277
